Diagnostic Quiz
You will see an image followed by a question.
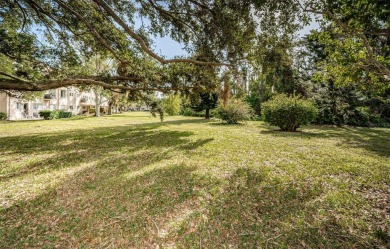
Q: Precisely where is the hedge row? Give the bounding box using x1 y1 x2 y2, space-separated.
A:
38 110 72 120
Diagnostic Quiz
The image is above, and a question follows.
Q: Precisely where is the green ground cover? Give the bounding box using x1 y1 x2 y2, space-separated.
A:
0 112 389 248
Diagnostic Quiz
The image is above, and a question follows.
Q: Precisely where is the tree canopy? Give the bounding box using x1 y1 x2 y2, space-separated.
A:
0 0 389 94
0 0 258 92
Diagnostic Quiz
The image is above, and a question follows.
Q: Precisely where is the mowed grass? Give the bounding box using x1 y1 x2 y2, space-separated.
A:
0 112 389 248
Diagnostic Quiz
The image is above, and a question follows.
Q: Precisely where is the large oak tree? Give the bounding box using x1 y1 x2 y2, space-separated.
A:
0 0 259 93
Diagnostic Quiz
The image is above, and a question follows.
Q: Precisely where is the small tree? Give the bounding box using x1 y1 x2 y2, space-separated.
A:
149 100 164 122
144 94 164 122
214 99 252 124
262 94 318 131
192 92 218 119
164 94 182 116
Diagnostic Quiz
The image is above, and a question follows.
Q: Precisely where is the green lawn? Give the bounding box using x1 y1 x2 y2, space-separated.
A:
0 112 389 248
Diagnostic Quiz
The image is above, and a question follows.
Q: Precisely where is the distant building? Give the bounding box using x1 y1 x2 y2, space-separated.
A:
0 87 108 120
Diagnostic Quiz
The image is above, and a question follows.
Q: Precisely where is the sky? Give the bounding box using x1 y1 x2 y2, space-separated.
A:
147 20 320 59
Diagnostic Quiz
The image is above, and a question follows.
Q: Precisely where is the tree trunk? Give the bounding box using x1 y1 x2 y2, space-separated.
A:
108 101 113 115
223 81 230 107
205 109 210 119
94 89 101 117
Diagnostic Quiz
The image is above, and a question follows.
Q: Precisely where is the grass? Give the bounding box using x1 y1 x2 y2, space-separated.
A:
0 112 389 248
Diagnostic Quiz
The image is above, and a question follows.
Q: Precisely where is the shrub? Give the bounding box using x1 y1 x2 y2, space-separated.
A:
181 108 194 116
39 110 72 120
164 94 182 116
215 99 252 124
58 111 72 118
191 110 208 117
181 108 211 117
0 112 7 120
39 110 55 120
262 94 318 131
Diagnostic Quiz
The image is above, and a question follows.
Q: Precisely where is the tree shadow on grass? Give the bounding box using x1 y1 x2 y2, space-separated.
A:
0 123 213 210
1 163 221 248
260 125 390 158
0 119 218 247
161 118 207 125
207 121 247 126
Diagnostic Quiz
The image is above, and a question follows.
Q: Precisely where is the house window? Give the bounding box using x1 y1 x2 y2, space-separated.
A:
33 103 41 110
69 105 73 110
50 90 56 97
77 106 80 109
60 90 66 98
69 92 74 97
16 102 21 110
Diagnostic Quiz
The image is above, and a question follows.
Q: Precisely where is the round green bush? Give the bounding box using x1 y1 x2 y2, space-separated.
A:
262 94 318 131
0 112 7 120
215 99 252 124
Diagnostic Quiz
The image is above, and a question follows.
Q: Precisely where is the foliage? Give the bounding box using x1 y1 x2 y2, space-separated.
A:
181 107 194 116
191 92 218 119
297 34 390 127
39 110 72 120
39 110 56 120
180 108 207 118
246 79 273 116
0 112 7 120
163 94 181 116
58 111 73 119
302 0 390 90
262 94 318 131
313 83 390 127
214 99 252 124
148 97 164 122
0 0 259 92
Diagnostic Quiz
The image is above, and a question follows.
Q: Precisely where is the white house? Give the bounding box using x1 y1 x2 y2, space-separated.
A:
0 87 108 120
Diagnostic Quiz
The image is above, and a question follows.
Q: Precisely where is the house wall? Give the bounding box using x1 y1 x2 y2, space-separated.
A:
1 87 109 120
0 93 8 115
